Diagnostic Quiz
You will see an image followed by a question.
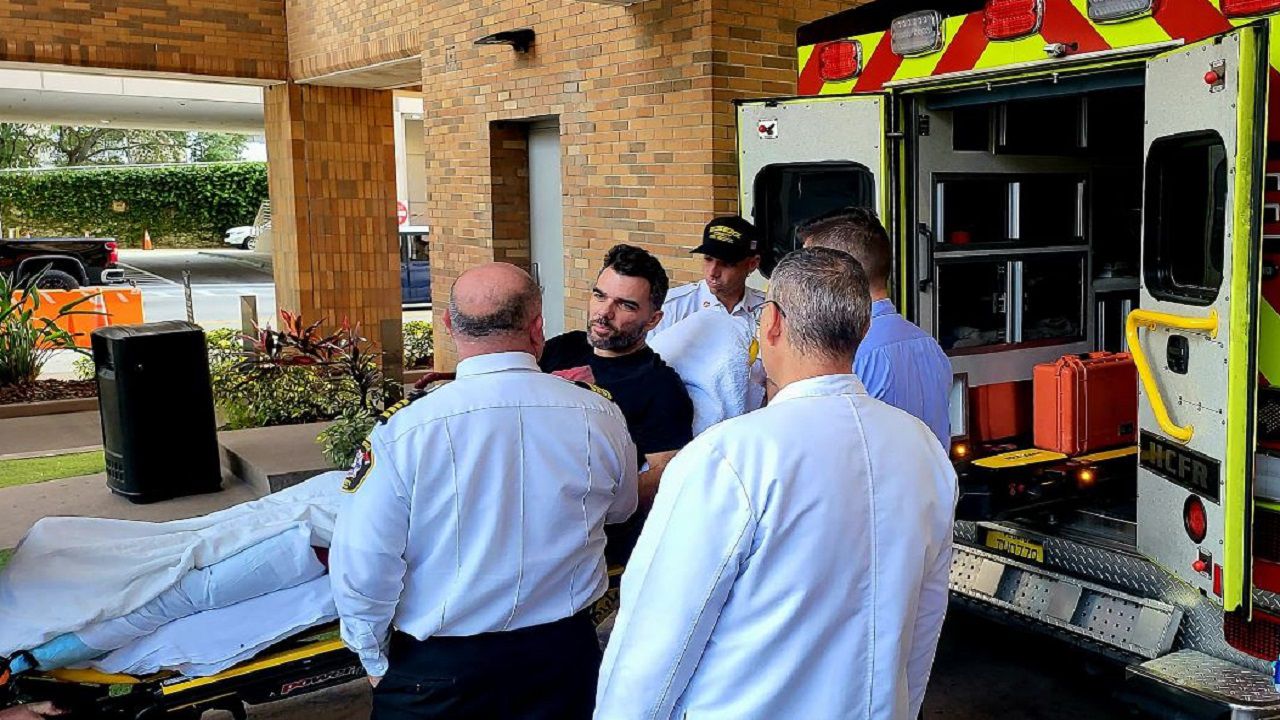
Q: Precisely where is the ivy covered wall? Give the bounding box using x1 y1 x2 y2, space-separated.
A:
0 163 268 247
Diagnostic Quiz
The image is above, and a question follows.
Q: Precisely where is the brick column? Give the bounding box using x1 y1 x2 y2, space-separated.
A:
263 82 401 341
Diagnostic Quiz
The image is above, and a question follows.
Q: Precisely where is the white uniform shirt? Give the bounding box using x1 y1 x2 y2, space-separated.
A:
596 374 957 720
329 352 638 676
650 280 766 337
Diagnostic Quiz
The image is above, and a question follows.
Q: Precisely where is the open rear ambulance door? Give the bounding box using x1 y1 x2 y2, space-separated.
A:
736 96 889 276
1135 25 1267 615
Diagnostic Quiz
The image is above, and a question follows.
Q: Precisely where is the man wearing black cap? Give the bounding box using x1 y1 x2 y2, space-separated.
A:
650 216 766 338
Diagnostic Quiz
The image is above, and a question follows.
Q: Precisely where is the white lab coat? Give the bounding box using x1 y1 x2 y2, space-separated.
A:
596 374 958 720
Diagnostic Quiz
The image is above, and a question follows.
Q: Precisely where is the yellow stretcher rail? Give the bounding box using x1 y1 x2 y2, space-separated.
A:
1125 308 1220 444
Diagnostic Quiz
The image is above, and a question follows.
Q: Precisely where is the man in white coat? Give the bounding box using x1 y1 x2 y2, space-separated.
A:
595 247 958 720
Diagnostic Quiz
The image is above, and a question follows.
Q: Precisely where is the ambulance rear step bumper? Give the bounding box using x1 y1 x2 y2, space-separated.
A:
950 544 1182 659
1126 650 1280 719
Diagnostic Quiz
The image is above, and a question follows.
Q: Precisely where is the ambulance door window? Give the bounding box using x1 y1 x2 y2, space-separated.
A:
1143 132 1228 306
754 162 874 276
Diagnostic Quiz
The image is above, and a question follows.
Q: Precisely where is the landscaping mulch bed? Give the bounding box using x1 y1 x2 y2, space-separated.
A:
0 380 98 406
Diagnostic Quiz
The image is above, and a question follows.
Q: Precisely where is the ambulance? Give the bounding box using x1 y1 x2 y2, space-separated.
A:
736 0 1280 714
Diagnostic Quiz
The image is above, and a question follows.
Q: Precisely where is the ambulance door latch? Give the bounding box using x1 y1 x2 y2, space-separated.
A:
1206 60 1227 93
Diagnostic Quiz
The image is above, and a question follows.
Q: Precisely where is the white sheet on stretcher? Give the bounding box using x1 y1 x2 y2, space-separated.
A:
0 471 347 655
649 310 758 435
91 575 338 677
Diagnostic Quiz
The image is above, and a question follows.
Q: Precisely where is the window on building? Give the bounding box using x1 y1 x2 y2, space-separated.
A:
1143 132 1227 306
753 162 875 276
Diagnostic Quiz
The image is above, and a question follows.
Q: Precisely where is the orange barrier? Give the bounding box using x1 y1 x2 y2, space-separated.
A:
12 287 145 348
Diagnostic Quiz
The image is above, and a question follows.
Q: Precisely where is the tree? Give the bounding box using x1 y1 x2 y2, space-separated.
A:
0 124 251 168
45 127 186 166
189 133 248 162
0 125 42 168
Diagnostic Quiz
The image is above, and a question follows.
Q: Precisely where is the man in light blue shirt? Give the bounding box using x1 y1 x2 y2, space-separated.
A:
801 208 952 448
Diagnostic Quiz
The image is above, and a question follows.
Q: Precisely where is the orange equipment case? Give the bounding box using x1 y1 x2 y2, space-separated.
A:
1033 352 1138 456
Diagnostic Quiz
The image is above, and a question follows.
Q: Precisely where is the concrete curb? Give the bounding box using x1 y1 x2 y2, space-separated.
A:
0 397 98 420
0 445 102 462
196 250 273 273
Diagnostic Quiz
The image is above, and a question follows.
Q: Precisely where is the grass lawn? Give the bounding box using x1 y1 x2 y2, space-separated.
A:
0 547 12 571
0 451 105 490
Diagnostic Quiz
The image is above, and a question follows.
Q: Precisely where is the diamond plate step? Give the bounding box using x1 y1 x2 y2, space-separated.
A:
1128 650 1280 719
951 544 1182 658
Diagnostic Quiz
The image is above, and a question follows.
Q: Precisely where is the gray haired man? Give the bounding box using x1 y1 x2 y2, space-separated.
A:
596 247 957 720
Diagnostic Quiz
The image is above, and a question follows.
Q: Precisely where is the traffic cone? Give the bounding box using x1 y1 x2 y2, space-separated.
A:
142 229 153 251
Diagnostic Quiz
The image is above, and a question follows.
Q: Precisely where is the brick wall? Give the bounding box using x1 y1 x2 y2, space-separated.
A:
489 122 533 269
0 0 287 80
421 0 863 368
286 0 420 80
264 83 402 341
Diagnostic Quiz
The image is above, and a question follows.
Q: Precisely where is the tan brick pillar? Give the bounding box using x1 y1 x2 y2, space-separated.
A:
263 82 401 342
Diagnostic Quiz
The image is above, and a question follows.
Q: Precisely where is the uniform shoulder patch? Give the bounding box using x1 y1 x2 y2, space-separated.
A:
342 439 374 493
344 390 435 493
574 381 614 402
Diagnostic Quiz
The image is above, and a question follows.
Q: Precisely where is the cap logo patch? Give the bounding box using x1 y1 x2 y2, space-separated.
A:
708 226 743 244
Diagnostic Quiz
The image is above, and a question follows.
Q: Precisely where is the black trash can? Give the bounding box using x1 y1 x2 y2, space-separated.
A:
92 321 222 503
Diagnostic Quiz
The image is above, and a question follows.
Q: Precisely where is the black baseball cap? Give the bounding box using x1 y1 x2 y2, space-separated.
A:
690 216 761 263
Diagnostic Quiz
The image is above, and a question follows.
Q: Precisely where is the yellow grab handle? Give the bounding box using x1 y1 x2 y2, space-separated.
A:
1125 308 1219 445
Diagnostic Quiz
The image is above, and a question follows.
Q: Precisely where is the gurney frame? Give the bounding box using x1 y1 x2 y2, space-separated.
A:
5 626 363 719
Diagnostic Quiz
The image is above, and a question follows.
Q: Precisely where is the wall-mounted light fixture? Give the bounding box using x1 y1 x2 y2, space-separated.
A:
474 29 535 53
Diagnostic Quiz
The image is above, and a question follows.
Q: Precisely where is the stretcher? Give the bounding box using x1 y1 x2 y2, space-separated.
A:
1 567 626 719
2 624 363 720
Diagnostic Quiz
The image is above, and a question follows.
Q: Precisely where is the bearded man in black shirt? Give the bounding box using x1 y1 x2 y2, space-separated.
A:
540 245 694 547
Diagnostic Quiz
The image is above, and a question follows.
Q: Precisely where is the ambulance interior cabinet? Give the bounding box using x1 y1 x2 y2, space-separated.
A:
935 173 1086 248
935 250 1087 353
92 321 222 504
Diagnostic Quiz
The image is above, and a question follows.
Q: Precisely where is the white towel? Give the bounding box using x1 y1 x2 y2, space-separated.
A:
650 311 761 435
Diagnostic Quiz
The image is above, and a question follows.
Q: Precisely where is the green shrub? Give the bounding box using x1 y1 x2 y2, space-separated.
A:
209 313 388 438
207 328 338 429
0 163 267 248
403 321 434 368
72 354 96 381
317 408 378 469
0 271 99 387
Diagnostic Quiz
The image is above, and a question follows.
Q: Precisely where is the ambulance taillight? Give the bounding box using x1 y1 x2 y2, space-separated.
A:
817 40 862 82
1086 0 1158 23
1221 0 1280 17
983 0 1044 41
1184 495 1209 544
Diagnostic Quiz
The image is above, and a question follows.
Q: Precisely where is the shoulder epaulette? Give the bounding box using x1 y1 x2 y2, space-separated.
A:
664 283 699 304
574 381 614 402
376 397 415 426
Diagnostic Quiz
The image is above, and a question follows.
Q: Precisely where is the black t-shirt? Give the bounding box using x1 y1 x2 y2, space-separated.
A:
539 331 694 460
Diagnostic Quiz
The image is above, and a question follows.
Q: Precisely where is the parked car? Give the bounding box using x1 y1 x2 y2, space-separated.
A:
400 227 431 307
0 237 123 289
223 226 258 251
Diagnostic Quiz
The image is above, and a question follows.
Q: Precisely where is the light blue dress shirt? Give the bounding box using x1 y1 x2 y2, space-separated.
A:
329 352 638 677
596 374 958 720
855 299 953 448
